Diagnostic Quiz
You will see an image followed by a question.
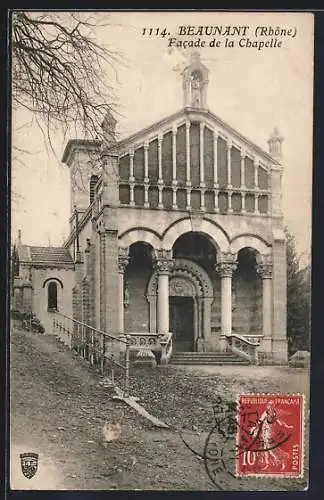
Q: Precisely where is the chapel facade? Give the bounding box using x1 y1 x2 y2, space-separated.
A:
13 53 288 364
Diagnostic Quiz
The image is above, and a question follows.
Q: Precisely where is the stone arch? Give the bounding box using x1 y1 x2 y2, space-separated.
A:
169 274 199 297
162 217 230 252
230 234 271 258
147 258 213 299
42 277 64 289
146 258 214 339
118 228 161 249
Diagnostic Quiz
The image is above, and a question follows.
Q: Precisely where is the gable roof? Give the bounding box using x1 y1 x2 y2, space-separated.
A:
18 245 74 266
116 107 280 165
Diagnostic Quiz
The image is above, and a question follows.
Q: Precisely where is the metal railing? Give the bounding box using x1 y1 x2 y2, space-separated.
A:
52 312 131 396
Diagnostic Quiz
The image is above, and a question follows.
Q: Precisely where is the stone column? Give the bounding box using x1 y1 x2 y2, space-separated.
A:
186 120 191 183
254 193 259 214
254 157 259 188
240 149 246 188
158 133 164 209
199 122 205 186
256 259 273 354
198 297 213 352
185 120 191 210
214 188 219 213
144 142 149 208
199 122 205 211
227 140 232 188
118 247 129 334
129 149 135 206
213 130 218 186
154 250 174 334
172 126 177 182
241 192 246 214
215 253 237 351
158 133 163 181
172 126 178 209
144 141 149 182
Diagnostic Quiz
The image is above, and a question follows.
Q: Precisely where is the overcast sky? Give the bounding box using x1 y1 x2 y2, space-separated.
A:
11 11 314 265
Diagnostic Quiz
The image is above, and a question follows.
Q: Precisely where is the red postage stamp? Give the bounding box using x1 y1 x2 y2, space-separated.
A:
236 394 304 477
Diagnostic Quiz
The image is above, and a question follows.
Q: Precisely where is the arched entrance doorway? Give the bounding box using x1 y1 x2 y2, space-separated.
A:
147 258 214 351
169 274 198 352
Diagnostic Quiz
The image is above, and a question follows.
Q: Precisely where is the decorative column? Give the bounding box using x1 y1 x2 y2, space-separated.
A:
158 133 164 209
254 193 259 214
214 188 219 213
228 190 233 214
215 253 237 351
118 247 129 334
213 130 218 186
199 297 213 352
241 192 246 214
185 120 192 210
186 120 191 184
144 142 149 208
256 259 273 355
154 250 174 335
200 122 205 211
144 141 149 181
199 122 205 186
241 150 246 215
129 149 135 206
254 157 259 215
227 140 232 188
240 149 246 188
158 133 163 181
172 126 177 182
172 126 178 209
186 187 192 211
254 157 259 189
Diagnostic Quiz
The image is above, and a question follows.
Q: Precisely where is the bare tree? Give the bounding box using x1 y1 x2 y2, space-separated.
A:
11 11 124 146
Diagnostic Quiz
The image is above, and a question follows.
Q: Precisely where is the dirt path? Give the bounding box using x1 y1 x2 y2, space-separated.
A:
10 329 309 491
10 329 214 490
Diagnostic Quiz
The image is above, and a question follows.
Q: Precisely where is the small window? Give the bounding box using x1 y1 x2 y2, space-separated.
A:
48 282 58 311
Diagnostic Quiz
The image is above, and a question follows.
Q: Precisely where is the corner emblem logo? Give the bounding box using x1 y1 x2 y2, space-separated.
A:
20 452 39 479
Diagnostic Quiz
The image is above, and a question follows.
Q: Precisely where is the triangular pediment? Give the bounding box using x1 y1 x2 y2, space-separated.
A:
117 107 279 167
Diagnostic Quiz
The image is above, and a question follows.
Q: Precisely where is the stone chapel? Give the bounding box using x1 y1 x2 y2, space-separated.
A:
12 52 288 364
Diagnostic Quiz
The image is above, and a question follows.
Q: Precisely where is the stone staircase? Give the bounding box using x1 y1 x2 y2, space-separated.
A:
170 351 251 365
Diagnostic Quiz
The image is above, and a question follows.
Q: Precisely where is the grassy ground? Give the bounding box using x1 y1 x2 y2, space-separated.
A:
10 328 309 491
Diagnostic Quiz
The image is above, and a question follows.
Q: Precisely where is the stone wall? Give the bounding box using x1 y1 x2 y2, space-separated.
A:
124 265 151 333
32 267 74 334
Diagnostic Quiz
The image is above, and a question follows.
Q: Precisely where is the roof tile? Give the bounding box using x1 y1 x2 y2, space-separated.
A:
29 246 74 265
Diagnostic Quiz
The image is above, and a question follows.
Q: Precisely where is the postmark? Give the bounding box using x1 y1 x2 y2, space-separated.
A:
236 394 304 477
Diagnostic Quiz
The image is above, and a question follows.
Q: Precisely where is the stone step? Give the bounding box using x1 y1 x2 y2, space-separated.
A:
171 353 240 358
171 359 250 365
170 351 250 365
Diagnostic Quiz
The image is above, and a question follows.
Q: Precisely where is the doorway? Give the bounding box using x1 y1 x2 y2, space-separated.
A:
169 296 195 352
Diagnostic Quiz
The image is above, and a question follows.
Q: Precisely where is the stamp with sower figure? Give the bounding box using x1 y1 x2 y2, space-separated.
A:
236 394 304 477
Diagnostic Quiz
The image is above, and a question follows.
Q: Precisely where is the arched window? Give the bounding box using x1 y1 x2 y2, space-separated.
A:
48 282 58 311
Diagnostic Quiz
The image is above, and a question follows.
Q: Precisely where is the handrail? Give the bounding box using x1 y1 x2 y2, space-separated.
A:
227 333 261 347
226 333 263 364
54 311 128 343
52 312 131 395
158 332 173 365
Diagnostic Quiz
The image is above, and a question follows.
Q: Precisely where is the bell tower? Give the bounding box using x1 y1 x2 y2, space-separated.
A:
182 52 209 109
